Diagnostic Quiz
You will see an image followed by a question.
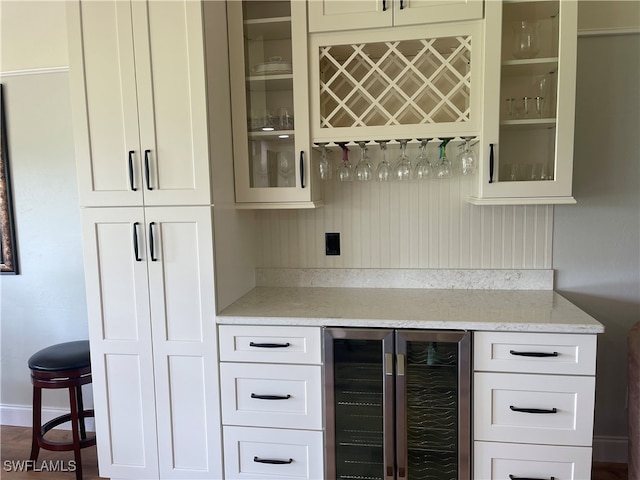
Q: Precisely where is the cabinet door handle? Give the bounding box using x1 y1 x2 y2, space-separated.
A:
128 150 137 191
510 405 558 414
144 149 153 190
509 476 556 480
132 222 141 261
253 456 293 465
249 341 290 348
299 150 305 188
510 350 559 358
399 0 405 9
251 393 291 400
382 0 387 11
148 222 157 261
489 143 494 183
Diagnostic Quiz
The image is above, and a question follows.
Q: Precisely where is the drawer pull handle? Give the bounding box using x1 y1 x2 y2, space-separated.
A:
253 456 293 465
510 406 558 414
509 475 556 480
509 350 558 358
251 393 291 400
249 342 290 348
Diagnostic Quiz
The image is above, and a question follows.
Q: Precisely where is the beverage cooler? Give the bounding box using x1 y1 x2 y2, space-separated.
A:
324 328 471 480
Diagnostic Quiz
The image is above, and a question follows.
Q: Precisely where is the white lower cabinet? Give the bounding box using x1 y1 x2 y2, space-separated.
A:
473 331 597 480
81 206 222 479
223 426 324 479
219 325 324 480
474 441 593 480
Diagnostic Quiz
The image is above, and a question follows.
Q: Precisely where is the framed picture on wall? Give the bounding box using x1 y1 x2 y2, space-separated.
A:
0 84 19 274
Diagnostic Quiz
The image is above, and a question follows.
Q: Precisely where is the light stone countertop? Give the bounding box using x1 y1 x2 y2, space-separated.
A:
217 287 605 334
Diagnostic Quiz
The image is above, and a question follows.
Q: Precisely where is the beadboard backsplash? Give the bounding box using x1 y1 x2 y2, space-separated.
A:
255 154 553 270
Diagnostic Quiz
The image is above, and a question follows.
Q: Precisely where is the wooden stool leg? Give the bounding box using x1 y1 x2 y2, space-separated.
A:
29 385 42 465
68 386 83 480
76 384 87 440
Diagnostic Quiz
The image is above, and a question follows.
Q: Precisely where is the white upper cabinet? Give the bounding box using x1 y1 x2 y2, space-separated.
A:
308 0 484 33
227 0 322 208
67 0 211 207
471 0 578 205
309 21 484 144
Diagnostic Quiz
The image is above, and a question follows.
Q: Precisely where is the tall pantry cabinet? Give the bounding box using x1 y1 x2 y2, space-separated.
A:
67 1 224 478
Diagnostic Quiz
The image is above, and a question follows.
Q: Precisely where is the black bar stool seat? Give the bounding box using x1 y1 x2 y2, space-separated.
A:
28 340 96 480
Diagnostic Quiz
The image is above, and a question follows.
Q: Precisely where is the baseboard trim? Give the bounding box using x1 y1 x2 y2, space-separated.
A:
593 435 628 463
1 403 95 431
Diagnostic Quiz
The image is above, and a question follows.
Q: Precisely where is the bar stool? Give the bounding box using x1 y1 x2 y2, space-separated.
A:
28 340 96 480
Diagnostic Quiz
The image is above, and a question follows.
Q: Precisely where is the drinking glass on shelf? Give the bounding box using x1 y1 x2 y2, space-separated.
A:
315 142 332 180
336 143 353 182
355 141 373 182
375 140 392 182
512 20 540 59
534 74 550 117
506 98 516 118
434 138 453 179
522 96 531 118
413 138 433 180
393 139 412 181
458 137 477 176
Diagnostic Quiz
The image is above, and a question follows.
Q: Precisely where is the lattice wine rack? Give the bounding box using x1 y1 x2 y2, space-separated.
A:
318 35 472 130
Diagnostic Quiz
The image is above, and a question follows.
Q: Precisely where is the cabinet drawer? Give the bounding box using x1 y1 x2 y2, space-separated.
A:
220 363 322 429
474 372 595 446
223 426 324 480
474 332 597 375
219 325 322 364
474 441 592 480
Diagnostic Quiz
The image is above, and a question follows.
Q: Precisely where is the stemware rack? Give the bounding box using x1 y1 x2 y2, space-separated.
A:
313 136 479 182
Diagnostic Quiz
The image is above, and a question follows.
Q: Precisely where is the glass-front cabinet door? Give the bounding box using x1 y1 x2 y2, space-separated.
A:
472 0 578 205
227 1 322 208
325 328 470 480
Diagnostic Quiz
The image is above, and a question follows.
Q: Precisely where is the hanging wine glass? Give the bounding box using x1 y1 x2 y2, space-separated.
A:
315 142 332 180
355 141 373 182
393 139 412 181
413 138 433 180
336 143 353 182
458 137 477 176
434 138 453 179
375 140 391 182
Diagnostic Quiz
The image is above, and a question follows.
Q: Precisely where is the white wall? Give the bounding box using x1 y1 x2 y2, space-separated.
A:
0 1 89 419
554 33 640 462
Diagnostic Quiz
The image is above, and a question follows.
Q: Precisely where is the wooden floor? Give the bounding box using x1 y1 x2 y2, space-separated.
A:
0 425 629 479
